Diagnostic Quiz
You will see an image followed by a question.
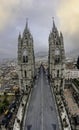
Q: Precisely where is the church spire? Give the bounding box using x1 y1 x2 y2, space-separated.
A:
23 18 30 37
25 18 28 30
60 32 63 38
52 17 59 37
18 32 21 39
52 17 56 29
52 17 58 32
60 31 64 45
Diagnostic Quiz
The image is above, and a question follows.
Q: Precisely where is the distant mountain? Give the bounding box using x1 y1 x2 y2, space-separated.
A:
66 48 79 59
35 51 48 58
35 51 48 61
0 48 79 63
35 48 79 60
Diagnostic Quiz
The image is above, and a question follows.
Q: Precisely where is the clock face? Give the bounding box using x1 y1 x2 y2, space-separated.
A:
55 49 60 55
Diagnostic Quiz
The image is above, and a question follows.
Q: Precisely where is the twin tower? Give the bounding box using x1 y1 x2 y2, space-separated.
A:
18 20 65 93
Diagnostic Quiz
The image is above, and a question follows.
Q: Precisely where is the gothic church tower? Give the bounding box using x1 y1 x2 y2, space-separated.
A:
18 20 35 92
48 19 65 93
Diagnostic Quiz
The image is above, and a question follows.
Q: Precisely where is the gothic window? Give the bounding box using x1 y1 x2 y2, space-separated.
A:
26 85 28 91
56 41 58 45
23 56 25 63
21 79 23 84
24 70 27 78
57 70 59 77
25 36 28 40
23 49 28 63
55 57 60 64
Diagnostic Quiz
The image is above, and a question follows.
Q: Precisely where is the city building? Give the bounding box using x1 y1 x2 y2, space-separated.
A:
65 69 79 79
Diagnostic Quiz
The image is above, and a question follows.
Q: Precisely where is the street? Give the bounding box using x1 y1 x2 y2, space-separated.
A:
23 66 60 130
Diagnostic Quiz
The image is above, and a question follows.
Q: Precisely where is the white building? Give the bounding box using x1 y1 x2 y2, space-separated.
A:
65 69 79 79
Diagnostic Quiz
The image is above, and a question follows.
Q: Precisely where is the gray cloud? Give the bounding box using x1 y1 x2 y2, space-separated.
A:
57 0 79 54
0 0 79 59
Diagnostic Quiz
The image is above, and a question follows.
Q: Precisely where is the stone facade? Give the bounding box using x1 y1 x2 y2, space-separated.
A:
48 20 65 92
18 21 35 92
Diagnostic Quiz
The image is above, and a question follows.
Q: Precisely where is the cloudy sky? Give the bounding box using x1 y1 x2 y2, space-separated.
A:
0 0 79 58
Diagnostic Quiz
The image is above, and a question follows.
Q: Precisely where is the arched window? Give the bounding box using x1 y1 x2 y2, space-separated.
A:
56 41 58 45
26 85 28 91
24 70 27 78
23 49 28 63
57 70 59 77
55 57 60 64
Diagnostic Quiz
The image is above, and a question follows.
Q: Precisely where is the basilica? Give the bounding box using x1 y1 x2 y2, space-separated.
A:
18 19 65 93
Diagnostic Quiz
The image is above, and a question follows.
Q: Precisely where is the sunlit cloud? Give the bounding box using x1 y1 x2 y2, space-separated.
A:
0 0 19 30
0 0 33 31
57 0 79 35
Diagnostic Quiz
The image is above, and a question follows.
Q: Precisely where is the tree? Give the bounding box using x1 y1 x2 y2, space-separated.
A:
3 92 9 106
77 56 79 69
